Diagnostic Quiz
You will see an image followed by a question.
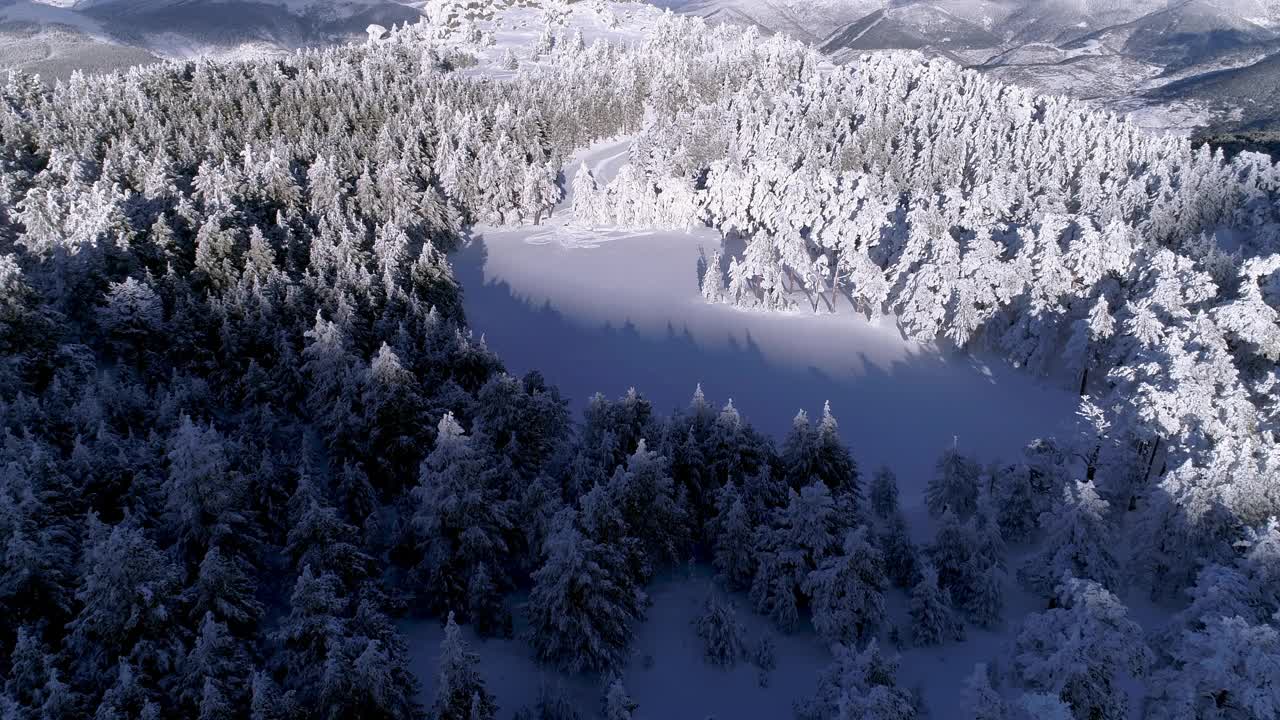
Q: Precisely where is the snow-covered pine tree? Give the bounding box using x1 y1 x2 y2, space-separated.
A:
1145 614 1280 720
878 510 921 589
962 663 1007 720
1018 481 1119 598
750 481 844 632
602 679 636 720
429 612 496 720
694 591 745 667
527 512 646 674
795 640 917 720
803 526 887 645
710 481 756 591
908 563 963 646
1013 575 1151 720
926 447 982 519
411 412 515 636
868 466 900 521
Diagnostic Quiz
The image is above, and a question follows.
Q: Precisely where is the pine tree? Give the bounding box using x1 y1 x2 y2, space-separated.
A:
751 481 844 632
804 526 887 644
411 412 514 635
909 563 963 646
526 513 645 674
962 663 1006 720
710 481 755 590
1146 614 1280 720
701 247 725 302
694 591 745 667
602 680 636 720
869 466 900 521
164 415 249 553
878 511 921 589
926 448 982 519
1019 481 1119 597
429 613 496 720
796 640 917 720
1013 576 1151 720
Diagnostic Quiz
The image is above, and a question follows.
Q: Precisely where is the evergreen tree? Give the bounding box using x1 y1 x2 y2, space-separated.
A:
868 466 900 521
909 563 963 646
601 680 636 720
694 591 745 667
962 663 1006 720
710 481 755 591
878 511 921 589
796 640 917 720
1013 576 1151 720
526 513 645 674
411 413 514 635
926 448 982 519
1019 481 1119 597
750 481 844 632
429 613 496 720
803 526 888 644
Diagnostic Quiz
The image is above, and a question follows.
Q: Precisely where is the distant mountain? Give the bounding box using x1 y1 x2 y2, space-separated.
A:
1152 48 1280 131
0 0 424 79
659 0 1280 133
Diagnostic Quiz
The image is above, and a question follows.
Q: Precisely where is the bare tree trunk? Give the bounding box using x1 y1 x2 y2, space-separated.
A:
1078 366 1089 397
1145 436 1161 480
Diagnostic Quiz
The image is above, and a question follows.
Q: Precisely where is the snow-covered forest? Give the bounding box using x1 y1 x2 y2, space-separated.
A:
0 4 1278 720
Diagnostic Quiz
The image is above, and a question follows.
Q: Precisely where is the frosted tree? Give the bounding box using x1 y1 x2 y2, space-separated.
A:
1019 481 1119 598
990 462 1038 543
164 415 249 552
694 592 744 667
67 516 183 671
603 439 688 577
98 277 162 360
429 612 496 720
411 412 514 635
926 510 1000 622
571 163 601 227
701 247 725 303
711 481 756 591
782 404 860 498
878 510 921 589
803 526 887 644
500 49 518 72
869 467 900 521
751 481 843 632
908 563 963 646
1012 575 1151 720
1015 694 1074 720
795 640 917 720
527 513 645 674
1145 615 1280 720
963 664 1007 720
926 448 982 519
602 680 636 720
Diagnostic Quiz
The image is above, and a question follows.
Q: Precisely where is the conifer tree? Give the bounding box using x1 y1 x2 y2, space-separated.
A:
429 613 496 720
526 513 645 674
909 563 963 646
